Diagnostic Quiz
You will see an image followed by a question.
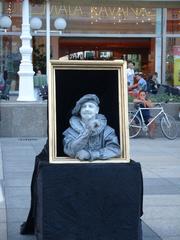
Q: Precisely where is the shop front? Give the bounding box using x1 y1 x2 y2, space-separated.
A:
0 1 180 93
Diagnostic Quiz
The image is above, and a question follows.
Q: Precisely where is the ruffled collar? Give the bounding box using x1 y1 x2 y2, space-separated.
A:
69 114 107 136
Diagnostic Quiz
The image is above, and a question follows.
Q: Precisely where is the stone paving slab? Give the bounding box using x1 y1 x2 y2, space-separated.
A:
0 141 7 240
142 221 162 239
141 169 162 178
7 222 35 240
166 178 180 187
144 219 180 238
145 167 180 178
142 206 180 220
0 144 3 179
5 187 31 209
143 177 180 194
130 138 180 240
3 163 34 173
0 138 45 240
6 208 30 223
4 172 32 187
162 237 180 240
0 183 5 208
0 223 7 240
0 208 6 222
143 195 180 206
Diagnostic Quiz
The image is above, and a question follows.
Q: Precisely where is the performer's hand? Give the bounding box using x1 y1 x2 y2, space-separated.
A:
88 119 100 132
75 150 90 160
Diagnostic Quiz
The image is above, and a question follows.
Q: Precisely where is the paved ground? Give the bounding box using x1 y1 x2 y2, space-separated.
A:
0 137 180 240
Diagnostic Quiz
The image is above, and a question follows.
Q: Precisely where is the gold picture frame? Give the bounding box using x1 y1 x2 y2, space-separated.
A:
48 60 130 163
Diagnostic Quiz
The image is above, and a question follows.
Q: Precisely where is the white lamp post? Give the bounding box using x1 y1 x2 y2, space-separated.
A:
17 0 36 101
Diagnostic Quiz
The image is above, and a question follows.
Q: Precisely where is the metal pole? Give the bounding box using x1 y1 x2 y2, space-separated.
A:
46 0 50 84
155 8 162 84
162 8 167 85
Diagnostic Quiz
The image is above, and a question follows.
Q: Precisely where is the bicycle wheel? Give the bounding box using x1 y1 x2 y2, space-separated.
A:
128 111 142 138
160 114 177 140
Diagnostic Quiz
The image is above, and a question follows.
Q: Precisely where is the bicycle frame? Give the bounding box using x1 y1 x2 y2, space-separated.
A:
129 103 177 139
132 106 167 128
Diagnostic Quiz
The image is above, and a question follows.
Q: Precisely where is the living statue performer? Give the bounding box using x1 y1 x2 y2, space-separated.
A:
20 94 121 235
63 94 121 161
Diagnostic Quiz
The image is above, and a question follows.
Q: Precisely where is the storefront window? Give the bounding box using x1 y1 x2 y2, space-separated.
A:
0 35 21 91
63 6 156 34
166 38 180 86
167 9 180 34
32 4 157 34
0 2 22 91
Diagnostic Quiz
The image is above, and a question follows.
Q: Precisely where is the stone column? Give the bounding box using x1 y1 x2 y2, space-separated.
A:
17 0 36 101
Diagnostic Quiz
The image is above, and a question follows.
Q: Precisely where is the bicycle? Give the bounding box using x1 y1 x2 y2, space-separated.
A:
128 102 177 140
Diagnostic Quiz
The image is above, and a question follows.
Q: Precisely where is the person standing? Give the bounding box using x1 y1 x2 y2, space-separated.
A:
127 61 135 86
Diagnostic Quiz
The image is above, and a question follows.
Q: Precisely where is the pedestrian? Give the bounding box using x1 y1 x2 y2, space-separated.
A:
128 72 147 97
127 61 135 86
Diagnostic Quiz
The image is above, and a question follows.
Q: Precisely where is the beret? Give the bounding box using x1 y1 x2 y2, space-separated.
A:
72 94 100 115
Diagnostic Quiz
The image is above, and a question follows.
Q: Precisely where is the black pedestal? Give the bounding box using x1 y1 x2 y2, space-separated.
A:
35 162 143 240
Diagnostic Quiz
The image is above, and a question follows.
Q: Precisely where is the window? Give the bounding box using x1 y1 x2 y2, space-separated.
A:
167 9 180 34
166 38 180 86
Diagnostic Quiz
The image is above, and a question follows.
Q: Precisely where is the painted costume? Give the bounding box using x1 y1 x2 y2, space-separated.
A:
63 114 121 160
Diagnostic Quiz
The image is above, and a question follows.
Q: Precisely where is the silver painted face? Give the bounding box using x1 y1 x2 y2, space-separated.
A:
80 101 99 121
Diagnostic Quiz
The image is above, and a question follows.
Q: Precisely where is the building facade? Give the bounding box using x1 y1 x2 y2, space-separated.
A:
0 0 180 93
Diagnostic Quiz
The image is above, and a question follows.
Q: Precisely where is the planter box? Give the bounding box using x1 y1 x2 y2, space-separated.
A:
0 101 48 137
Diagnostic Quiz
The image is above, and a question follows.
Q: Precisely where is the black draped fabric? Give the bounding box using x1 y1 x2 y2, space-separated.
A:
20 140 49 235
35 161 143 240
20 138 143 239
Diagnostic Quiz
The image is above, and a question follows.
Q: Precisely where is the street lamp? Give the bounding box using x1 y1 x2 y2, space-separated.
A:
30 15 67 87
30 16 42 30
30 16 67 34
0 16 12 31
54 17 67 33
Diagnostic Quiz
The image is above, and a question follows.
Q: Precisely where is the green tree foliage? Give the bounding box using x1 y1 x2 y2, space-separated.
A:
128 93 180 103
33 44 46 74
